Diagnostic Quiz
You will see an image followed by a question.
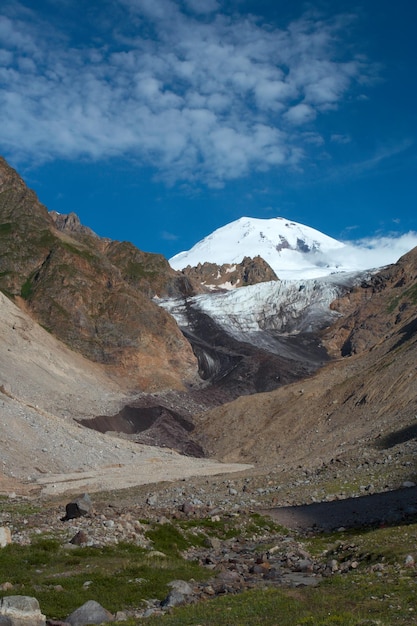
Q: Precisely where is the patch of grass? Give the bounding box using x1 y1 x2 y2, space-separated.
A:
140 522 417 626
20 276 34 299
1 508 416 624
387 282 417 312
142 566 417 626
0 498 42 519
143 583 388 625
0 222 13 235
179 513 286 537
146 522 192 556
60 241 98 264
175 513 288 551
0 535 209 620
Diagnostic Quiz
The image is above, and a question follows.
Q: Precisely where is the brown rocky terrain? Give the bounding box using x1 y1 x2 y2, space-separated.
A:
0 289 250 496
0 157 198 391
179 255 278 291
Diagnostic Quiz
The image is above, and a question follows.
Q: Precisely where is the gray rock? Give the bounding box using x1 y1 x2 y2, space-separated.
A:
61 494 93 521
161 590 187 608
205 536 221 551
0 595 46 626
167 580 194 596
66 600 113 626
180 501 195 515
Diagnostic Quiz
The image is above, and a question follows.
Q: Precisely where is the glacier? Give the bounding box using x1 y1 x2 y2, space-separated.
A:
158 271 368 349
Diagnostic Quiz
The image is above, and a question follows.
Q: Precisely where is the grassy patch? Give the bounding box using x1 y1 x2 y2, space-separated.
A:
142 564 417 626
60 241 98 264
0 534 210 620
141 522 417 626
0 222 13 235
20 276 34 299
387 282 417 312
1 508 416 625
142 582 402 625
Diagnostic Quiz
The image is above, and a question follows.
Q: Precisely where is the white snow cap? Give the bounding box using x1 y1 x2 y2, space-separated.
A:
169 216 416 280
170 216 347 280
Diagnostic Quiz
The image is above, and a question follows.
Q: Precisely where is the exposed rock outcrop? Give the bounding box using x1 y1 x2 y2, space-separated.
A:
323 246 417 356
180 255 278 292
0 157 197 391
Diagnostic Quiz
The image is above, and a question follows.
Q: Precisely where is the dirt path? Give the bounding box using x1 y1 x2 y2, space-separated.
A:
34 459 252 496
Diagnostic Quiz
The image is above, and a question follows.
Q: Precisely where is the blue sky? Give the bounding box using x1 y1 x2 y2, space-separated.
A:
0 0 416 263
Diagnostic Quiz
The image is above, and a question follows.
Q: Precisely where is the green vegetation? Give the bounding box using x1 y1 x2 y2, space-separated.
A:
0 534 210 620
36 229 56 249
20 276 34 299
0 222 13 235
0 501 416 625
0 503 415 625
126 260 159 281
60 240 99 264
144 574 417 625
143 520 417 626
387 281 417 312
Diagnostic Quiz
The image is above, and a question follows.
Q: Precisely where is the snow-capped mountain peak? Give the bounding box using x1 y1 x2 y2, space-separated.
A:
169 216 349 280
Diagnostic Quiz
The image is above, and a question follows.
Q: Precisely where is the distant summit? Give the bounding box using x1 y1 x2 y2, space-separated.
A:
170 216 352 280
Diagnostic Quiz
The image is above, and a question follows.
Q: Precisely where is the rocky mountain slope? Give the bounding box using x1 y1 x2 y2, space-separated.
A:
193 246 417 469
0 288 250 495
179 255 278 291
0 157 197 391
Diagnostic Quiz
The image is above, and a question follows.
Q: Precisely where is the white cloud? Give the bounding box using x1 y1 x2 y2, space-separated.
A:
284 103 316 125
338 233 417 269
0 1 371 184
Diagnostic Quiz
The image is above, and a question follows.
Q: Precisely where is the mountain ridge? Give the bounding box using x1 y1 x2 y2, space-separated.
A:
0 156 199 391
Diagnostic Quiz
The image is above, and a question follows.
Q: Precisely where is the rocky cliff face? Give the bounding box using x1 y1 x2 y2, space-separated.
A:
0 157 197 391
322 247 417 356
180 255 278 292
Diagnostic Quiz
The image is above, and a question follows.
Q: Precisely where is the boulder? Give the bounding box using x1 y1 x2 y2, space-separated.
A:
0 595 45 626
69 530 88 546
0 528 12 548
167 580 194 596
66 600 113 626
161 590 187 608
61 494 93 521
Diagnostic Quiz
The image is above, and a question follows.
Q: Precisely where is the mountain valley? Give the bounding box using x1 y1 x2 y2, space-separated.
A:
1 156 417 626
0 155 416 505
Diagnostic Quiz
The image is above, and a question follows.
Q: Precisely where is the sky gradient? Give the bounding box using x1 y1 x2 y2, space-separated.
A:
1 0 416 264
